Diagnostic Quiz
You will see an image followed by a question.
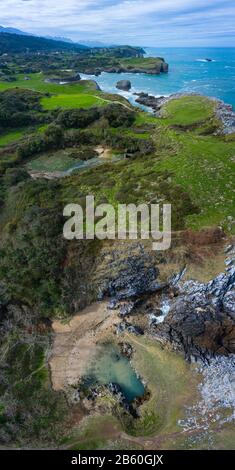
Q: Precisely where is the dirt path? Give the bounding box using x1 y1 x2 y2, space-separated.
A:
93 94 134 111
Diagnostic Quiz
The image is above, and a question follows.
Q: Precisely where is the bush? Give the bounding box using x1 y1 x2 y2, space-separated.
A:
56 107 101 129
3 168 30 187
101 104 135 127
0 88 42 128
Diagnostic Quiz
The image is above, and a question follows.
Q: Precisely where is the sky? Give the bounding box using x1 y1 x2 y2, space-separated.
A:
0 0 235 46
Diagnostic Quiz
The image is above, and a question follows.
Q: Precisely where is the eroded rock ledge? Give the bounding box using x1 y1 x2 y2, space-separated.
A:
96 242 235 362
153 264 235 361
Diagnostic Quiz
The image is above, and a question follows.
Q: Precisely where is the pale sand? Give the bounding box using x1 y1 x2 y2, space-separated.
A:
49 301 118 391
95 145 112 159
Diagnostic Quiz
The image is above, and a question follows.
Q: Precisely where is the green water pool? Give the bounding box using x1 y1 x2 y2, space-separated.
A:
83 343 145 403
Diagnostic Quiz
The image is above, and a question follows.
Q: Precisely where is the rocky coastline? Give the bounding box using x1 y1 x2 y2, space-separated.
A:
134 91 235 134
82 58 169 76
214 98 235 134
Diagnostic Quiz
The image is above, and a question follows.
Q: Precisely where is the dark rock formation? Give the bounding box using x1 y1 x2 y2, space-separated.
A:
153 265 235 361
98 255 162 301
116 80 131 91
135 92 166 111
223 290 235 319
215 99 235 135
161 62 169 72
44 73 81 84
119 342 133 358
116 321 144 336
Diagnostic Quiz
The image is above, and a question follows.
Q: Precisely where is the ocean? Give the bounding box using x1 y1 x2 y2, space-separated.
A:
81 47 235 109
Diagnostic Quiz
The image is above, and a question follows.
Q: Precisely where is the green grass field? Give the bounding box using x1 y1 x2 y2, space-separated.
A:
121 57 164 69
162 95 216 126
125 334 197 437
41 93 106 110
0 73 98 95
154 124 235 230
0 129 25 146
0 75 234 233
0 125 50 147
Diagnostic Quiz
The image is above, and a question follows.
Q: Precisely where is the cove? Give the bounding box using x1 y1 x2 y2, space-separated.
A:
83 343 145 403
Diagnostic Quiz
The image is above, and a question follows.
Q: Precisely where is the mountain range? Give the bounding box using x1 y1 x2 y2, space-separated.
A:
0 25 114 48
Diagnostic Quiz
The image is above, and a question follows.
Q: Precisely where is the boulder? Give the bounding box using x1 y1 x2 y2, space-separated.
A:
116 80 131 91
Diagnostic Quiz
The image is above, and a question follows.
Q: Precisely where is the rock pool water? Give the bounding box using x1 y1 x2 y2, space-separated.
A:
83 343 145 403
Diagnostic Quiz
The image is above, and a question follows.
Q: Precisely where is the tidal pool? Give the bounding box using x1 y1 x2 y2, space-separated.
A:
83 343 145 403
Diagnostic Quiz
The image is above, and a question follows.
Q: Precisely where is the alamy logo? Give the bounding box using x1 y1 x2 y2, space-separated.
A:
63 196 171 251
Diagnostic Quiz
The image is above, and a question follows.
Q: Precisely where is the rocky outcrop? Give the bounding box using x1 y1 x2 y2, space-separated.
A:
135 92 165 111
119 342 133 358
95 240 235 361
215 99 235 135
116 80 131 91
98 255 162 302
116 321 144 336
152 264 235 361
44 73 81 84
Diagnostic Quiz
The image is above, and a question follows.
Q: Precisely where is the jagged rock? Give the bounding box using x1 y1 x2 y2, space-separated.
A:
119 342 133 358
118 301 136 317
215 100 235 135
153 266 235 360
169 266 187 287
107 299 136 316
107 298 120 310
178 266 235 310
116 321 144 336
223 289 235 319
98 256 161 301
116 80 131 91
135 92 165 111
44 73 81 84
224 244 235 254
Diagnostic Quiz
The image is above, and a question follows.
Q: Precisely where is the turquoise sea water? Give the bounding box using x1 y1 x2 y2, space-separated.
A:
82 47 235 108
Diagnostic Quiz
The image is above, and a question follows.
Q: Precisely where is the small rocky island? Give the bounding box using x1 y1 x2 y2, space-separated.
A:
116 79 132 91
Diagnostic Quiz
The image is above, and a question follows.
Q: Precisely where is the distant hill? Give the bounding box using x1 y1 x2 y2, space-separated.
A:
0 25 119 49
0 32 88 54
80 40 116 48
0 26 144 56
0 25 32 36
45 35 74 44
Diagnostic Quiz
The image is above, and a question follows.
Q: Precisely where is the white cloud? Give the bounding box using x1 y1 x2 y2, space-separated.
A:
0 0 234 46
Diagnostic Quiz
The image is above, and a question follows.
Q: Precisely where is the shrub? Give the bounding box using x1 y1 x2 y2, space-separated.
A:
56 107 101 129
101 104 135 128
3 168 30 187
